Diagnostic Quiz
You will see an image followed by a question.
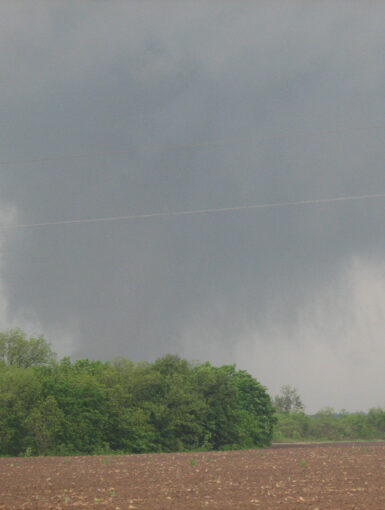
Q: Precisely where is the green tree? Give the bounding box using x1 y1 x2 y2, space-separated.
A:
233 370 276 447
274 385 304 413
25 396 64 455
367 407 385 435
0 329 56 368
0 366 42 455
0 339 279 456
273 411 310 442
192 364 241 449
42 360 109 454
128 356 206 452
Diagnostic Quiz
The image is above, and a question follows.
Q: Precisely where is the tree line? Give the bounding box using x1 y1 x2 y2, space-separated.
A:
0 329 276 456
2 329 384 457
272 385 385 442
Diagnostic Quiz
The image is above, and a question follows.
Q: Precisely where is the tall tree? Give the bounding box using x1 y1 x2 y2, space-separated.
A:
233 369 276 447
0 329 56 368
274 385 305 413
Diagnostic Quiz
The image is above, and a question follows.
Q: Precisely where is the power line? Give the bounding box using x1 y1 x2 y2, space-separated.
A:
1 124 385 166
1 192 385 232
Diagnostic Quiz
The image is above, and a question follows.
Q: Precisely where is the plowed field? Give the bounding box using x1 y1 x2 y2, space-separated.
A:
1 443 385 509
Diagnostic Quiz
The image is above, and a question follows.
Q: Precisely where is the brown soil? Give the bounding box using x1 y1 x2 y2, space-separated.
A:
1 443 385 509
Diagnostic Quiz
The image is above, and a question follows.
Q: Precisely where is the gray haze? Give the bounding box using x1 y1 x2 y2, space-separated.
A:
1 1 385 412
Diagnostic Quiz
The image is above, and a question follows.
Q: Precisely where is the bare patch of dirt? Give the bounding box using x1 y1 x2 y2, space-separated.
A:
1 443 385 509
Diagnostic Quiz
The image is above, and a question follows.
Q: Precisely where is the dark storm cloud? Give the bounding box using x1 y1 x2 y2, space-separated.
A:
1 2 385 410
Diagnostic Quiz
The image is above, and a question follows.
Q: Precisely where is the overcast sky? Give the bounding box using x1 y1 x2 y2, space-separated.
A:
1 1 385 412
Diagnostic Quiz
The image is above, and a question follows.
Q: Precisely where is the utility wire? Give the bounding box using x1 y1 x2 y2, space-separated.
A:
1 192 385 232
1 124 385 166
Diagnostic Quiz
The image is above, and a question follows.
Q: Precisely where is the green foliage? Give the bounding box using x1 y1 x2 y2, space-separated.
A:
0 329 56 368
192 363 241 450
0 330 276 456
272 388 385 443
273 385 304 413
367 408 385 433
273 407 385 443
0 366 42 455
233 370 277 447
3 328 383 455
272 411 310 442
25 396 64 455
